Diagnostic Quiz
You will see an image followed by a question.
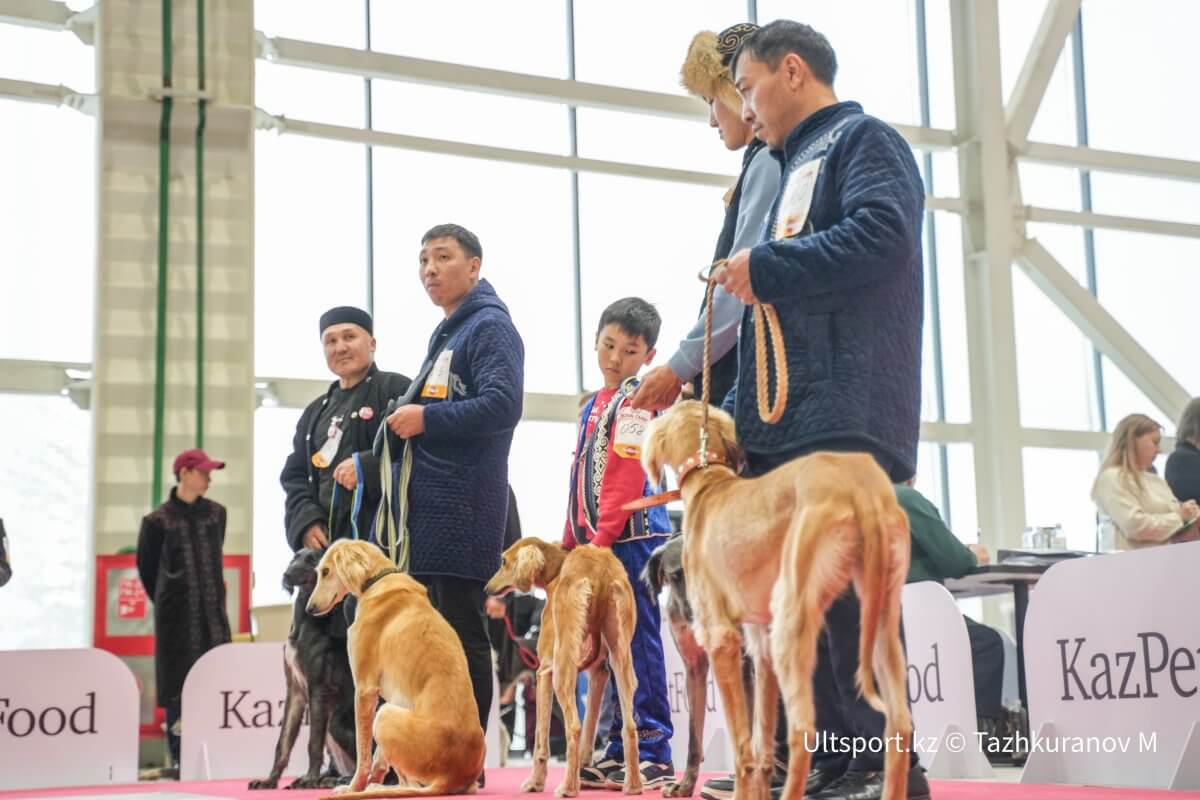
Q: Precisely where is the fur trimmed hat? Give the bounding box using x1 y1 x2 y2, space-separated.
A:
680 23 759 114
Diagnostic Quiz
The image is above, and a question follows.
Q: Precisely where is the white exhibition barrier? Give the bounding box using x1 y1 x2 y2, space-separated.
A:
658 583 985 778
902 581 992 778
0 648 139 790
1022 541 1200 790
181 641 501 781
661 612 732 773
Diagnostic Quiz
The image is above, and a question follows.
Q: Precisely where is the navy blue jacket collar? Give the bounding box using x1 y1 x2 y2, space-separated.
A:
772 101 864 165
427 278 510 354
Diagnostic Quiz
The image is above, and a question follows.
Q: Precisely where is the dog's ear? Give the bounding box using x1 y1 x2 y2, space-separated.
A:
642 416 669 484
282 549 316 594
513 543 545 593
641 543 667 606
329 542 371 595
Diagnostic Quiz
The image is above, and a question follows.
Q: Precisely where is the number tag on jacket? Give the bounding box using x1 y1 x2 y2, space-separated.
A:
774 157 823 239
613 407 652 459
421 350 455 399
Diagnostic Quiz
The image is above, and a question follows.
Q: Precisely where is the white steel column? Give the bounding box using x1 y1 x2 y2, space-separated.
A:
91 1 255 557
950 0 1027 550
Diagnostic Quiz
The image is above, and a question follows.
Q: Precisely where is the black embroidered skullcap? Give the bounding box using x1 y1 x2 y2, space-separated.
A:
319 306 373 336
716 23 760 66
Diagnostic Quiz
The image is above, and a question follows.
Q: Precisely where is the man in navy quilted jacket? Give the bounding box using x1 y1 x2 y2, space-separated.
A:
707 20 928 800
384 223 524 753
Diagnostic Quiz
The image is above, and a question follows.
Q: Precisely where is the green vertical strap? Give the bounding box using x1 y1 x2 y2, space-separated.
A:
152 0 175 508
195 0 206 447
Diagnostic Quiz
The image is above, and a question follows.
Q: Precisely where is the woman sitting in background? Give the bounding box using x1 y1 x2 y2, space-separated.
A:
1166 397 1200 504
1092 413 1200 549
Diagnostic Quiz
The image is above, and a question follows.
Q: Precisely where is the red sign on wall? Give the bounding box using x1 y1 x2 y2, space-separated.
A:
117 577 147 619
94 553 251 739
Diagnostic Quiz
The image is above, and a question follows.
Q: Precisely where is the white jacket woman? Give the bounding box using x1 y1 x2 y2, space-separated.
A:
1091 413 1200 549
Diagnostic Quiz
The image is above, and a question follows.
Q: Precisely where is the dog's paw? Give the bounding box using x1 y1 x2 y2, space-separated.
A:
520 779 545 793
621 781 644 796
663 782 694 798
248 779 279 790
553 782 579 798
288 775 328 790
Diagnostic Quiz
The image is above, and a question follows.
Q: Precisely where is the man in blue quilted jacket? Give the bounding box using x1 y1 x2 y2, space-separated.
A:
384 223 524 758
707 20 929 800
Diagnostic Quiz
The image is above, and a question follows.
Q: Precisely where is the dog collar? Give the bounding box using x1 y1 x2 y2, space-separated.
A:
361 567 404 594
620 450 730 512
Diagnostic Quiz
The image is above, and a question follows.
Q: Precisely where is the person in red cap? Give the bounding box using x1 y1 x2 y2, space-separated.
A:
136 448 232 772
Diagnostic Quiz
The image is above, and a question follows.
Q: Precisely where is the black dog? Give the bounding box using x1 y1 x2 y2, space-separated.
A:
249 548 356 790
644 534 710 798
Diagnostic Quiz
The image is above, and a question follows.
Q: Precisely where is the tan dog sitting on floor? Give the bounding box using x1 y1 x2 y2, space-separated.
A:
307 540 485 799
641 401 913 800
485 538 643 798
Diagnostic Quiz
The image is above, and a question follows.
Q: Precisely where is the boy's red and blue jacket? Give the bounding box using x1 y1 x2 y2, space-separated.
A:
563 382 672 549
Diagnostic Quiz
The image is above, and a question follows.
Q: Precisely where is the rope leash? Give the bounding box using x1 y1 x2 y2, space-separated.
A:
700 259 788 428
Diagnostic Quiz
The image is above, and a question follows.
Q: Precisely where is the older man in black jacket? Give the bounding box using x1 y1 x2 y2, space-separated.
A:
281 307 411 550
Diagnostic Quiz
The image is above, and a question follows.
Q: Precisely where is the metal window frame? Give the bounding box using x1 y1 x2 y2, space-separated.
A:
3 0 1200 551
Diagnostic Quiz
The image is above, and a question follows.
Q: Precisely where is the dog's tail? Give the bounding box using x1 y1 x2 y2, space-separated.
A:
854 487 892 715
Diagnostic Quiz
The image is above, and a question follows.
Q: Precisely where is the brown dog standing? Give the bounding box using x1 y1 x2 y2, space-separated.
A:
642 401 912 800
307 540 485 798
485 538 643 798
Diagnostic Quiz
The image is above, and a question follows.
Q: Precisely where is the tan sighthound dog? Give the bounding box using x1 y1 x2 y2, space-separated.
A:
642 401 912 800
307 540 485 799
485 538 643 798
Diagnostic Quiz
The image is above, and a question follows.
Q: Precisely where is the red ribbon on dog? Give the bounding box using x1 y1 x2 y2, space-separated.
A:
621 450 731 512
621 490 682 512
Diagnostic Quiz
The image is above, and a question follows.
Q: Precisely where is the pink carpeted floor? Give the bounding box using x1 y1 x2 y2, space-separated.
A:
3 769 1199 800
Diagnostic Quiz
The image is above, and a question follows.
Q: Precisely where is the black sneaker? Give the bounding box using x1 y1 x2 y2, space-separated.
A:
792 767 846 798
605 762 675 791
699 773 736 800
809 767 930 800
809 771 883 800
701 759 808 800
580 758 624 789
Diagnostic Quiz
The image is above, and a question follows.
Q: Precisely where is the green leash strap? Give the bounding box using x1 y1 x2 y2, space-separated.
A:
375 432 412 572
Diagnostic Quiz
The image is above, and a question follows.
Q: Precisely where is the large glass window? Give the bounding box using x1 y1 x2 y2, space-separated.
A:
1023 448 1102 552
0 22 94 91
1094 230 1200 425
252 406 300 608
1082 0 1200 162
577 174 723 392
369 0 566 78
257 64 365 125
573 0 744 96
0 100 95 363
255 132 368 379
0 394 91 650
1013 227 1095 431
929 213 971 424
371 82 569 155
576 110 736 175
508 421 578 543
758 1 921 127
255 0 366 49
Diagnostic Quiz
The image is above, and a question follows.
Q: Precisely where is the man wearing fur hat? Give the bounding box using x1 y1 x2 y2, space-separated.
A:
280 306 411 551
633 23 780 412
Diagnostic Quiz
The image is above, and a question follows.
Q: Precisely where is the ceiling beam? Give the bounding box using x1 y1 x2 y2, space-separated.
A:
1005 0 1082 149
